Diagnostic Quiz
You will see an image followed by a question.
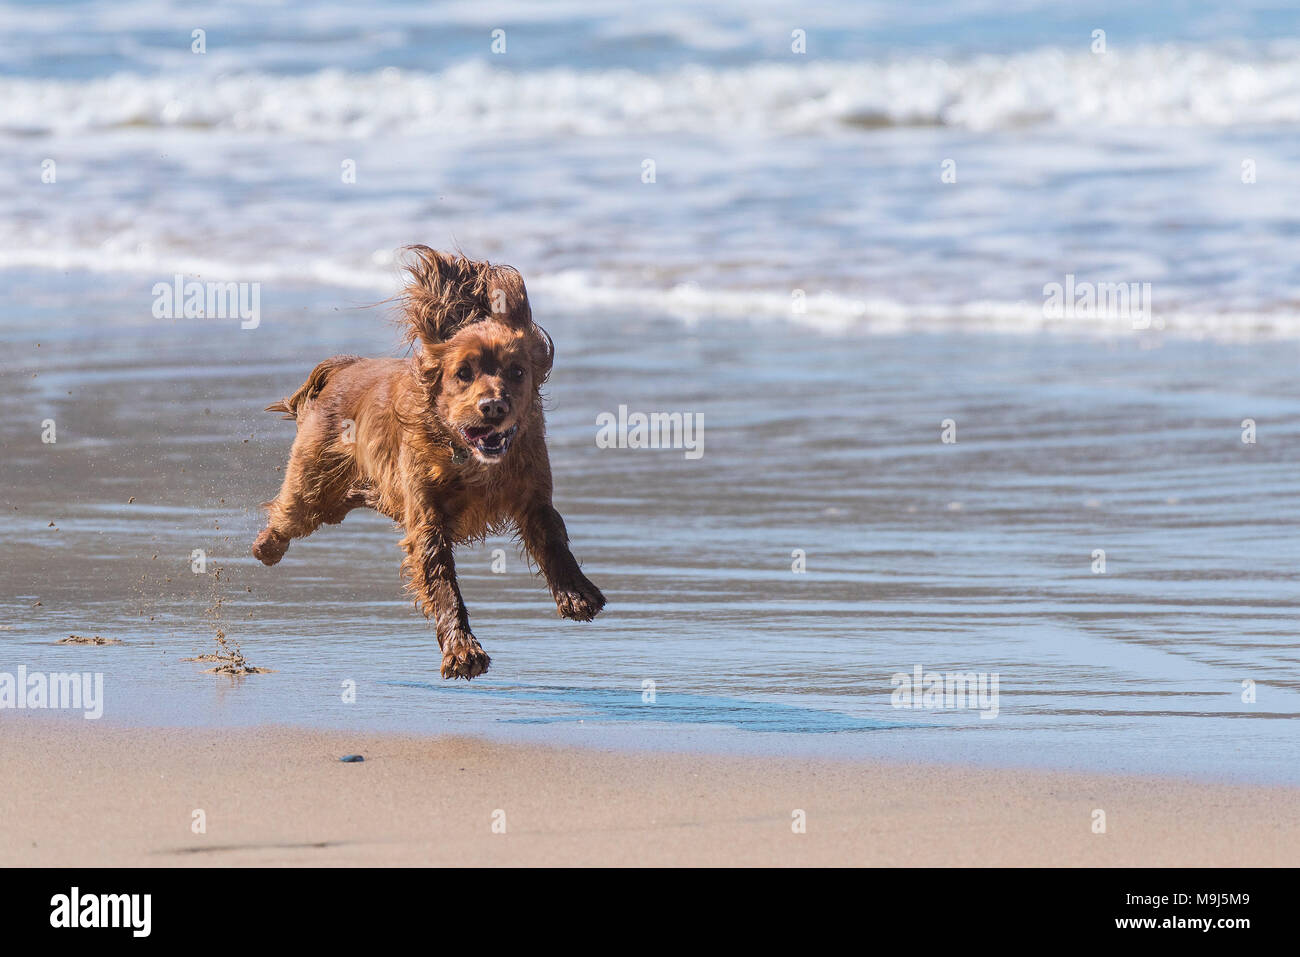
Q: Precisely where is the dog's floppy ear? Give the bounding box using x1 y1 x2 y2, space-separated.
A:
399 246 534 348
415 339 448 392
530 323 554 386
399 246 478 347
482 264 533 329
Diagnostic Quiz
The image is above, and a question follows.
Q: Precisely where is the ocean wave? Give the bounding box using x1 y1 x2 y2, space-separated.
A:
531 271 1300 340
1 246 1294 341
4 44 1300 137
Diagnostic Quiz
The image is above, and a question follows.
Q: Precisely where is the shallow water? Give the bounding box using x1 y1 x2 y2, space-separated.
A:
2 271 1298 783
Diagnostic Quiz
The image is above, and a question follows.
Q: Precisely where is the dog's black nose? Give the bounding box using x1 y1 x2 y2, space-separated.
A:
478 397 509 420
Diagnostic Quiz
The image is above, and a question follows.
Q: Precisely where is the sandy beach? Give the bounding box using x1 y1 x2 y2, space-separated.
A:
4 718 1297 867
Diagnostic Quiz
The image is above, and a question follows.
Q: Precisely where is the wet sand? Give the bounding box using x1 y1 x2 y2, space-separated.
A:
5 718 1298 866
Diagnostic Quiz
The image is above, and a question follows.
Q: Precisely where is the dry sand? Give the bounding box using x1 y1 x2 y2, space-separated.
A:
3 719 1297 866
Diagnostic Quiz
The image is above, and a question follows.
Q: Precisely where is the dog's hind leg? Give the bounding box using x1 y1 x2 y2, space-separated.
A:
320 485 370 525
253 428 354 566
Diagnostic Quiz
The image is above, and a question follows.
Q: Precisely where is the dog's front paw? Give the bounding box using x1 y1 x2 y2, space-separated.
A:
440 631 491 680
252 528 289 566
554 576 606 622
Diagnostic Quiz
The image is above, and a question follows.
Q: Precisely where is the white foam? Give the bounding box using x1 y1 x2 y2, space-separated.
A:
2 245 1295 341
530 271 1300 340
5 44 1300 137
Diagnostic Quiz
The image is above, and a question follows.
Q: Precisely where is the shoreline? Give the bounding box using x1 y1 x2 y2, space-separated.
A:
5 718 1297 866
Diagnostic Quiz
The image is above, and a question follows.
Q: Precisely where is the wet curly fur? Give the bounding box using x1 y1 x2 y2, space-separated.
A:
252 246 605 679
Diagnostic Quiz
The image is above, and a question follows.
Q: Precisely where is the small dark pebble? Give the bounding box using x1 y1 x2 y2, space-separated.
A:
340 754 364 763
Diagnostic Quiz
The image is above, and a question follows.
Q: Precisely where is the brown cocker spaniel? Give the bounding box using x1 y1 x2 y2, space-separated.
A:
252 247 605 679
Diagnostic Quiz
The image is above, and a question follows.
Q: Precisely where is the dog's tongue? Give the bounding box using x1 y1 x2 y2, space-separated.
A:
463 426 495 440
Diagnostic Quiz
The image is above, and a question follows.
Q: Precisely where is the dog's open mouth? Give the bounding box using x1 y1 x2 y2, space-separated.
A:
460 424 518 458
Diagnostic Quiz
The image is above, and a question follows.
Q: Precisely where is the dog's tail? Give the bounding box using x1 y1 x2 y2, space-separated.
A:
265 355 362 420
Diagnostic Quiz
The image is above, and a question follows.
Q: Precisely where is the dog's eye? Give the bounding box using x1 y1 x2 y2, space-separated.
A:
509 365 525 381
456 365 473 383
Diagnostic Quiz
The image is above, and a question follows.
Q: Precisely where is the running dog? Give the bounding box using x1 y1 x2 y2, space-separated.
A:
252 247 605 678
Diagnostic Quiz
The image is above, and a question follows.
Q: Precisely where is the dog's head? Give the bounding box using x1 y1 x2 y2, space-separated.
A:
427 320 552 461
400 247 553 463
